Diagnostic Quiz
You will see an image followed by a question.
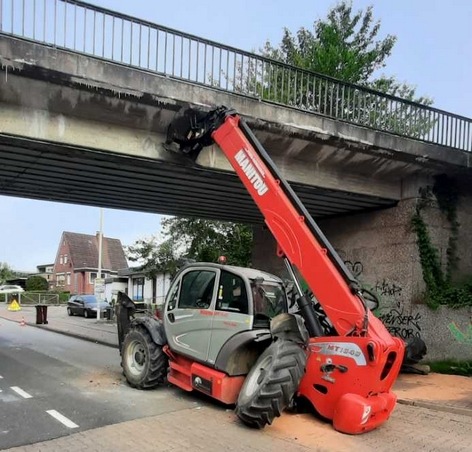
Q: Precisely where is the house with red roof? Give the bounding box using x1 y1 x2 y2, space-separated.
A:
53 231 128 295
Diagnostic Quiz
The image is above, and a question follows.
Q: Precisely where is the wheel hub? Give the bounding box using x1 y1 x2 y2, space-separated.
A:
134 350 145 365
244 355 272 397
126 339 147 377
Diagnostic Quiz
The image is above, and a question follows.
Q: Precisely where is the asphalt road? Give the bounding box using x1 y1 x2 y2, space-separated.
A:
0 318 201 450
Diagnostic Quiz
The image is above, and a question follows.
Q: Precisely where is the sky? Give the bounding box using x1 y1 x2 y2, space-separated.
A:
1 0 471 272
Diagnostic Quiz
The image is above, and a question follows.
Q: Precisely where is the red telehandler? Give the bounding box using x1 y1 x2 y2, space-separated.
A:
117 106 405 435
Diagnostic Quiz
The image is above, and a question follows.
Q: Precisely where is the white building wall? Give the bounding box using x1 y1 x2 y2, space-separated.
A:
104 280 128 303
155 273 172 305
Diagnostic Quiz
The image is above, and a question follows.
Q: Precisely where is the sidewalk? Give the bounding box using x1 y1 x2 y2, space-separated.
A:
1 303 472 418
0 304 118 348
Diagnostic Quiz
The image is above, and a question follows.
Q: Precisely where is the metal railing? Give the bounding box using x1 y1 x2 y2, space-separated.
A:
20 292 60 305
0 0 471 151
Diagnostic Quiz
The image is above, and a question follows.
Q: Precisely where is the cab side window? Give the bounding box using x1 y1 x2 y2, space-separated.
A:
179 270 216 309
216 271 248 314
166 280 180 311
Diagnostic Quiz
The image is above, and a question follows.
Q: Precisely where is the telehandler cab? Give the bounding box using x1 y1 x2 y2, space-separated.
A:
117 106 405 435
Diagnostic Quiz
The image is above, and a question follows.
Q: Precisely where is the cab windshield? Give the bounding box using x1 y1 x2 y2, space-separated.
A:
250 281 287 319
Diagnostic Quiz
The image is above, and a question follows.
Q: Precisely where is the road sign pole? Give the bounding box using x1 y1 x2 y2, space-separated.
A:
97 208 103 321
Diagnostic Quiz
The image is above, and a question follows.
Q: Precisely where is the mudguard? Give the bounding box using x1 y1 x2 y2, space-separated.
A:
116 291 136 352
215 330 272 376
130 315 167 346
271 313 309 345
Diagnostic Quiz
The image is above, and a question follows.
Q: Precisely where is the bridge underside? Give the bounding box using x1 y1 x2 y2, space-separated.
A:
0 134 396 224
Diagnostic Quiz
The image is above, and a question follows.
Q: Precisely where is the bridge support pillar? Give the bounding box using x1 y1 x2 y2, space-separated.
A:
252 195 472 361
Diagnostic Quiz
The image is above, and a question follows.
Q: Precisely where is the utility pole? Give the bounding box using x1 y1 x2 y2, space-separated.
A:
97 208 103 321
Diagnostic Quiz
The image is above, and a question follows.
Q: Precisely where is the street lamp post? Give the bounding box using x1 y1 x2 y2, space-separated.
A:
97 208 103 321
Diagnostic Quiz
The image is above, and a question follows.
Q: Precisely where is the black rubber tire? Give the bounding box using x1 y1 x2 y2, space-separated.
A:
121 327 168 389
235 339 306 428
84 310 89 318
67 307 73 316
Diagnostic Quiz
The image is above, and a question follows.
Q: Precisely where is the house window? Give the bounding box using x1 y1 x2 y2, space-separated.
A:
64 254 68 264
66 273 71 285
89 272 107 283
59 255 63 264
132 277 144 301
56 273 65 286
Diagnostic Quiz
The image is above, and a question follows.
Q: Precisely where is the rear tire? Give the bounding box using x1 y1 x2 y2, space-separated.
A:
84 310 89 318
67 307 73 316
235 339 306 428
122 327 168 389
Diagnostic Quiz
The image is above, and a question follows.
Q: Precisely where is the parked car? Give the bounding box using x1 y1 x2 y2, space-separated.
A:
67 295 110 318
0 284 25 294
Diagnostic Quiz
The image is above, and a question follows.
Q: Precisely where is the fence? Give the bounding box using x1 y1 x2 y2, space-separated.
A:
19 292 60 305
0 0 471 151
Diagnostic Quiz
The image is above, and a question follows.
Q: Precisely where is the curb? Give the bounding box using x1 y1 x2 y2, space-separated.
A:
397 398 472 418
0 315 119 349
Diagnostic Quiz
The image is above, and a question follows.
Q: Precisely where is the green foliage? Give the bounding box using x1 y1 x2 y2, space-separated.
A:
127 235 181 299
161 217 253 267
250 1 433 136
412 175 470 309
433 174 460 280
126 218 254 298
0 262 13 284
263 2 396 84
127 237 179 280
49 290 70 303
25 275 49 291
428 360 472 377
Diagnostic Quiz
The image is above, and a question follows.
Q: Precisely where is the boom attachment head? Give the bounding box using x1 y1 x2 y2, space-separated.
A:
166 106 234 159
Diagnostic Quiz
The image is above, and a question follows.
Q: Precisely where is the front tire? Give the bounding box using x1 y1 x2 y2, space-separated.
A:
67 307 73 316
122 327 168 389
235 339 306 428
84 310 89 318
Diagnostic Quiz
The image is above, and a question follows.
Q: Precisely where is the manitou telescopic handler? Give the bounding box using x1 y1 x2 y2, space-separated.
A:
117 106 405 435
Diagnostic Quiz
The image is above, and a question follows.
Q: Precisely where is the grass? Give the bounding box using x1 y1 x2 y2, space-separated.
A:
427 360 472 377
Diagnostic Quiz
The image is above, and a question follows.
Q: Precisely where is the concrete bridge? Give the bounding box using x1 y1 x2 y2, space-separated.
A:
1 0 472 360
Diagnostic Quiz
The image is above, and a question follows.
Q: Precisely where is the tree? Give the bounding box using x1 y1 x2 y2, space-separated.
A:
263 2 396 84
126 217 253 301
234 1 433 137
0 262 13 285
161 217 253 267
26 275 48 291
126 236 180 301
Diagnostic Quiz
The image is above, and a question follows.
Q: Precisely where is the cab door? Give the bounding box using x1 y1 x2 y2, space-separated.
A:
164 268 217 363
207 270 253 366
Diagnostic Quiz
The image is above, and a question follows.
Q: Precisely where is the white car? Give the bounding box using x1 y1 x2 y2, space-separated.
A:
0 285 25 294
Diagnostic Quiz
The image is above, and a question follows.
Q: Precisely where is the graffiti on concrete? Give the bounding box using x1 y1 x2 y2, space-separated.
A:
337 251 423 339
375 279 403 298
448 322 472 345
344 261 364 278
377 307 422 339
374 279 422 339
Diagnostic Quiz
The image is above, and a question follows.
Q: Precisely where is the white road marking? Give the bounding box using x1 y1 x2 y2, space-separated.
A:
10 386 32 399
46 410 79 429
